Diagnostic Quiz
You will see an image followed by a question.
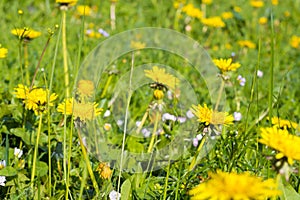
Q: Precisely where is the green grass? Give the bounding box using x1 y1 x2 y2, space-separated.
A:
0 0 300 199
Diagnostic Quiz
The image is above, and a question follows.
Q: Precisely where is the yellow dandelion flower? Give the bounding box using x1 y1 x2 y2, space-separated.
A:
57 98 73 115
153 89 164 100
259 126 300 165
201 16 225 28
290 35 300 49
57 98 102 121
284 11 290 17
234 6 242 12
272 0 278 5
213 58 241 73
202 0 212 5
250 0 264 8
221 12 233 20
76 5 91 16
259 17 268 25
144 66 180 91
182 4 202 19
96 162 112 179
0 46 8 58
56 0 77 7
130 40 146 49
238 40 256 49
14 84 58 115
270 117 298 130
191 104 234 126
173 0 186 9
189 170 281 200
11 28 41 40
77 80 95 98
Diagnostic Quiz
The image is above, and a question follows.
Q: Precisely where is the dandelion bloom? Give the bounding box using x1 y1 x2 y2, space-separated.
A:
201 16 225 28
76 5 91 16
0 46 8 58
57 98 102 121
190 104 234 126
189 170 280 200
259 17 268 25
11 28 41 40
202 0 212 5
56 0 77 7
290 35 300 48
182 4 202 19
77 80 95 98
213 58 241 73
96 162 112 179
272 0 278 5
270 117 298 130
144 66 180 91
250 0 264 8
14 84 58 115
238 40 256 49
130 40 146 49
259 126 300 165
221 12 233 20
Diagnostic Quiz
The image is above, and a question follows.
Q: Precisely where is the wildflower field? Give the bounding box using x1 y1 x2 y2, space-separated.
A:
1 0 300 199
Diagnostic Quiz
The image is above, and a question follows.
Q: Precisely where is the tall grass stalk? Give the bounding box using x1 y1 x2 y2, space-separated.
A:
268 11 275 122
117 52 134 196
48 24 61 197
62 10 70 98
31 113 43 190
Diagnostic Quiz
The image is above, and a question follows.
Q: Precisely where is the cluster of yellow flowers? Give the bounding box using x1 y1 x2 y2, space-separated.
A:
14 84 58 115
0 45 8 58
57 80 102 123
213 58 241 73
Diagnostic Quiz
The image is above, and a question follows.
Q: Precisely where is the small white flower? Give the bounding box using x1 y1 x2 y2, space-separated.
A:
141 128 151 138
109 190 121 200
186 110 194 119
0 160 6 169
257 70 263 78
14 147 23 158
193 138 198 147
233 112 242 121
104 123 112 131
177 116 186 123
162 113 176 122
117 120 124 126
237 75 246 86
98 28 110 37
0 176 6 186
136 121 141 127
196 134 203 141
167 90 173 100
103 110 111 117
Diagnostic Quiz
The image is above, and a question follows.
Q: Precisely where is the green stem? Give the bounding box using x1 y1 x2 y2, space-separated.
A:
66 117 74 200
147 111 160 153
162 159 171 200
268 11 275 123
188 135 207 171
23 42 29 86
100 75 113 98
214 78 225 111
136 109 149 134
62 10 70 98
78 129 99 195
31 113 43 190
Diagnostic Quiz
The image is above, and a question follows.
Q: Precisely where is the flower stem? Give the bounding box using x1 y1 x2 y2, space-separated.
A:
100 75 113 98
214 78 225 111
136 108 149 134
31 113 43 190
188 135 207 171
110 1 116 30
147 111 160 153
23 42 30 86
78 128 99 195
162 159 171 200
62 10 70 98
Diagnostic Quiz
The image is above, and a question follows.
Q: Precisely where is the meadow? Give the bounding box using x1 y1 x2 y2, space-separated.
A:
0 0 300 199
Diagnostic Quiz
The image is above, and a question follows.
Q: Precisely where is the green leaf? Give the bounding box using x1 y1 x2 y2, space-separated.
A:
35 161 48 177
121 179 132 200
278 175 300 200
0 166 17 176
10 128 48 145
